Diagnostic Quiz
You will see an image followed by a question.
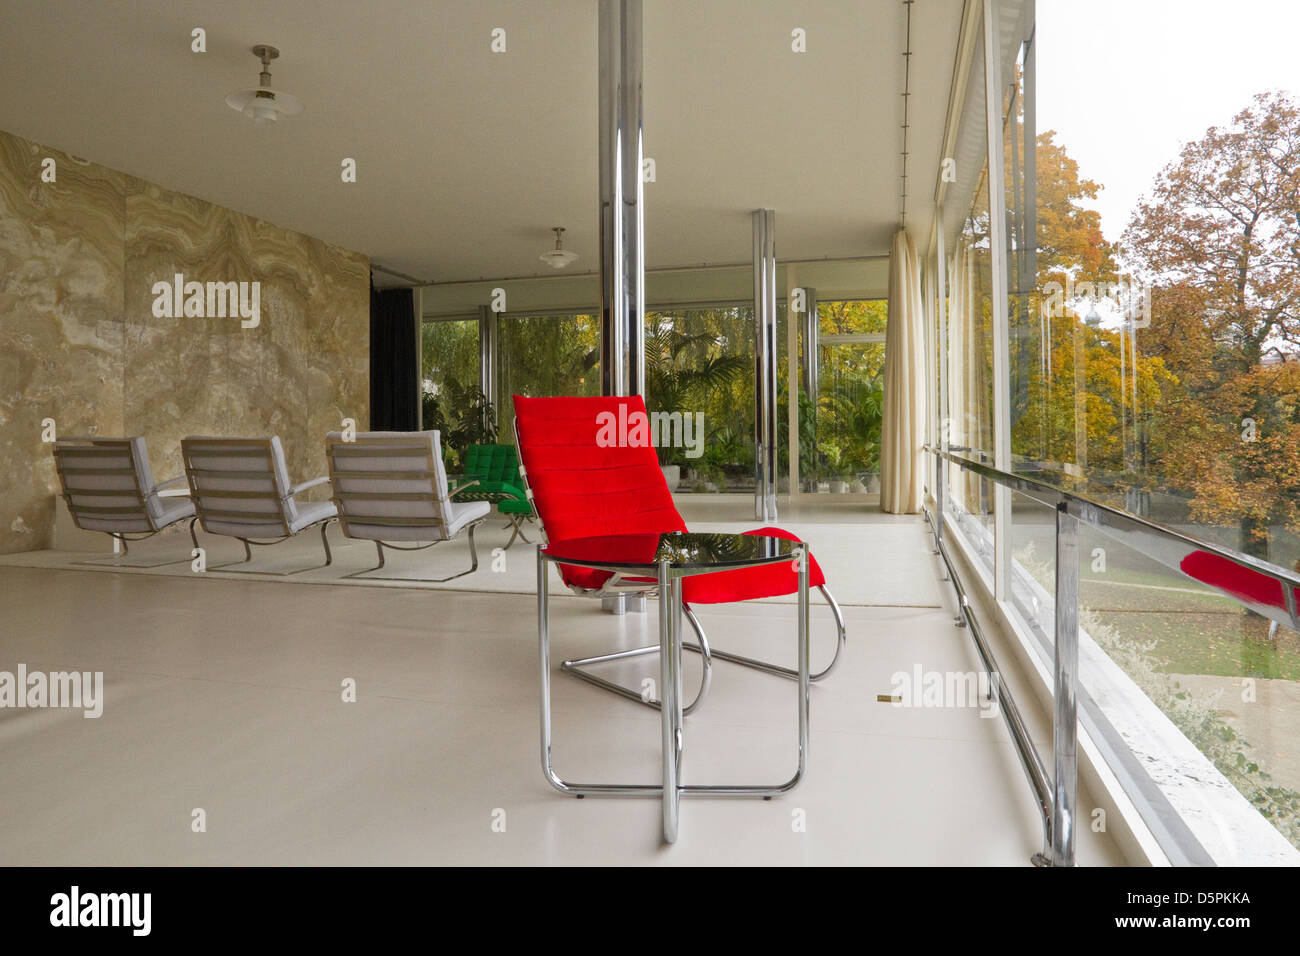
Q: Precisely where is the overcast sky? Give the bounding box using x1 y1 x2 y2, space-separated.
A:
1036 0 1300 245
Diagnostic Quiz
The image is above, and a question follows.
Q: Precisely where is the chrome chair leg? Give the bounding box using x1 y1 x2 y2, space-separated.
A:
194 518 336 575
562 585 844 712
503 514 533 549
344 521 482 583
703 585 847 682
536 544 809 803
464 522 480 574
561 604 714 715
72 527 193 569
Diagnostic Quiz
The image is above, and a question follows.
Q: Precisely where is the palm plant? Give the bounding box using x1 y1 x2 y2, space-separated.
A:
422 379 497 470
825 378 884 477
644 320 748 467
797 387 827 482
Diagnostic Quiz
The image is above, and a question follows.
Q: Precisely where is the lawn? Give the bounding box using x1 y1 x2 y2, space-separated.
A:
1012 536 1300 679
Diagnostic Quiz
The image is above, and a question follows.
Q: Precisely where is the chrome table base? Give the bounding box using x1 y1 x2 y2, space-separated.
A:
537 544 812 843
560 585 845 717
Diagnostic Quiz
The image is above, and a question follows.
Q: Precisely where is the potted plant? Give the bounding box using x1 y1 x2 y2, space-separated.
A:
661 460 682 491
645 321 746 491
422 380 497 471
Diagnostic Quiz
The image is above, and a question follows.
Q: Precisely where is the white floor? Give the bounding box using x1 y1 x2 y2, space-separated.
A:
0 496 944 609
0 500 1125 865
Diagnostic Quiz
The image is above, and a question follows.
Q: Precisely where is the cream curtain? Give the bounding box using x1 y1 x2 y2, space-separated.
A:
880 230 924 513
947 237 986 510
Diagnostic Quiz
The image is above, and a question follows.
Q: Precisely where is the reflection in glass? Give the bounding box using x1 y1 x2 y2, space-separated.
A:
545 530 799 571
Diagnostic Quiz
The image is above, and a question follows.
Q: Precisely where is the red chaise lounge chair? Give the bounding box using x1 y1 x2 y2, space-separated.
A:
513 394 846 715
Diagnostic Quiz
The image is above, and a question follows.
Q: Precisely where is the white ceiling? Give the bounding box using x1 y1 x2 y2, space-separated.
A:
0 0 963 285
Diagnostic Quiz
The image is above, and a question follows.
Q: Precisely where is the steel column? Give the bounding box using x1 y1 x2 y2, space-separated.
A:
477 304 497 410
800 285 818 493
801 286 819 407
598 0 645 397
752 208 778 520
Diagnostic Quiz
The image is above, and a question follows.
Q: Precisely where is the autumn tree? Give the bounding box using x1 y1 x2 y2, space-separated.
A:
1159 364 1300 548
1124 91 1300 555
1006 130 1175 470
1031 130 1117 280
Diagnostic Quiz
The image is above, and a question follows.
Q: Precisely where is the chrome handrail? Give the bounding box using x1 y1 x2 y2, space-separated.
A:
925 444 1300 631
924 441 1297 868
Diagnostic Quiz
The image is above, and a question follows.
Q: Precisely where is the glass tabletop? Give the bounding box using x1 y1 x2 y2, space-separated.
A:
543 531 801 572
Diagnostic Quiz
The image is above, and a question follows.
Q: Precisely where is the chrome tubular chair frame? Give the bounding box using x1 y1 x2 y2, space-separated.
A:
97 529 168 561
560 601 715 716
503 513 536 549
187 512 336 575
561 584 844 715
78 525 191 568
537 543 812 843
346 517 484 583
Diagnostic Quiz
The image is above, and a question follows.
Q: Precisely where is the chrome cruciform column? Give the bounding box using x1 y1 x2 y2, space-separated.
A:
800 286 818 405
753 208 778 520
477 304 497 409
598 0 645 397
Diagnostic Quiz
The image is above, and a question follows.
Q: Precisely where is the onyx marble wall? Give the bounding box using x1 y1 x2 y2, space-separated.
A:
0 127 369 553
0 134 126 553
122 180 370 495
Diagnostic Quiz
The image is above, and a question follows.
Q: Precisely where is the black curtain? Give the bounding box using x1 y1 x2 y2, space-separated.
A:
369 283 419 430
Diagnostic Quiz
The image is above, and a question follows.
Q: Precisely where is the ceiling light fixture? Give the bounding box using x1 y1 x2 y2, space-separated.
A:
539 227 579 269
226 44 304 125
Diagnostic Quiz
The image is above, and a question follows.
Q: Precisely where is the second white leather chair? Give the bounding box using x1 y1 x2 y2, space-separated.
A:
181 436 337 573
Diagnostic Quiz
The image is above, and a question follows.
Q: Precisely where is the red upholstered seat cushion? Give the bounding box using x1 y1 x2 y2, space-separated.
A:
514 395 825 602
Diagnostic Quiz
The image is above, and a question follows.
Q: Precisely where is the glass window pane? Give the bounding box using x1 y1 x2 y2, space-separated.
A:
810 300 886 491
421 318 479 399
1002 0 1300 859
497 313 600 443
646 306 754 492
421 319 484 465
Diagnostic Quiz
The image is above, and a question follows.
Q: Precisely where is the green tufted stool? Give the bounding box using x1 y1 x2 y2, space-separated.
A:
455 444 537 548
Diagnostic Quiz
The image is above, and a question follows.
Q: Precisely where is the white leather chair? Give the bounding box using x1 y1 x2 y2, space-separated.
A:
52 436 196 565
181 436 337 573
325 430 489 581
